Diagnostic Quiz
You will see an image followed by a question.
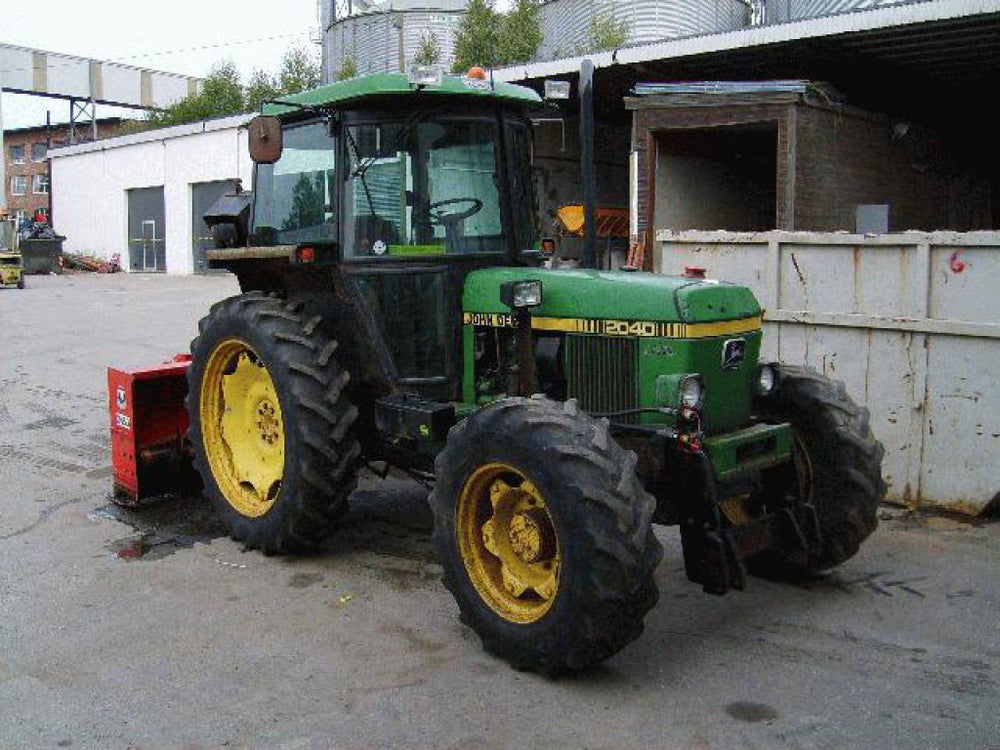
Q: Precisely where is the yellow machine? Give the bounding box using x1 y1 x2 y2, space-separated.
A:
0 250 25 289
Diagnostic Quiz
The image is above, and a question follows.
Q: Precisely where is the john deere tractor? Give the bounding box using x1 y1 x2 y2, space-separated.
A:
116 70 884 675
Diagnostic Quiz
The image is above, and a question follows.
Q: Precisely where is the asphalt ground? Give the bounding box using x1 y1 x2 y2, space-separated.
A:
1 273 997 750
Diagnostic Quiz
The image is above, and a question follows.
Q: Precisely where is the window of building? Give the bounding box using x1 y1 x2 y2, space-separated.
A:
32 174 49 194
31 143 47 162
10 175 28 195
9 144 25 164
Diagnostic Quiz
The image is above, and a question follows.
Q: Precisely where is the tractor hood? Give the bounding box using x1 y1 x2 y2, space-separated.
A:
463 268 761 325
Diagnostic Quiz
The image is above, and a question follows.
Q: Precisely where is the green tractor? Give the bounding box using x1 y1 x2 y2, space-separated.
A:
124 71 885 675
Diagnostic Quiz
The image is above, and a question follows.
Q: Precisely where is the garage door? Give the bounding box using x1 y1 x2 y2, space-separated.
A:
191 180 239 273
127 187 166 271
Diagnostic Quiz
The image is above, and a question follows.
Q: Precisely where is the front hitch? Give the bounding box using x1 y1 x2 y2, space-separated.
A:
677 448 823 595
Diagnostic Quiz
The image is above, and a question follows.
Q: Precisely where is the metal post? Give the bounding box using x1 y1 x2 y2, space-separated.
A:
0 88 6 216
69 98 78 145
46 111 53 230
579 59 597 269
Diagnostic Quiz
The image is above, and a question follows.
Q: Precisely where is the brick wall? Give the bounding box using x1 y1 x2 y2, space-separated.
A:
629 94 992 242
629 97 794 255
794 105 991 231
4 121 123 222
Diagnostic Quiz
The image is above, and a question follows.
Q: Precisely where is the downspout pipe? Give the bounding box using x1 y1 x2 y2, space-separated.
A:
579 59 597 269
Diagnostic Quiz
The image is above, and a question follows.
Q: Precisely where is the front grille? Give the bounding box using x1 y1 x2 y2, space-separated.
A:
564 335 639 423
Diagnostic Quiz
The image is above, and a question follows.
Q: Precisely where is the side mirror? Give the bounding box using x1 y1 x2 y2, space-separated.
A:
248 116 283 164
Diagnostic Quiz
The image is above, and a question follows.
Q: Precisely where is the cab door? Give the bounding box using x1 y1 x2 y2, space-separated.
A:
340 117 509 401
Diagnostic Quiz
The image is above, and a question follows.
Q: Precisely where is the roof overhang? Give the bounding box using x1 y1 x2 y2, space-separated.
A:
495 0 1000 132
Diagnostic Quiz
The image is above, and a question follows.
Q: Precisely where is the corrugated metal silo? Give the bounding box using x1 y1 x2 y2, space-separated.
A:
765 0 925 24
538 0 750 60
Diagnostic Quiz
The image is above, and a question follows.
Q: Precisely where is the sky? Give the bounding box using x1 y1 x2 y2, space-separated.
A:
0 0 320 128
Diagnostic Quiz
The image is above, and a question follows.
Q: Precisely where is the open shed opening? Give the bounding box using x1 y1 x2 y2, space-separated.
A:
654 124 777 232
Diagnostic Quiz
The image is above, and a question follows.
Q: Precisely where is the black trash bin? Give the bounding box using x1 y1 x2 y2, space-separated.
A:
20 238 66 274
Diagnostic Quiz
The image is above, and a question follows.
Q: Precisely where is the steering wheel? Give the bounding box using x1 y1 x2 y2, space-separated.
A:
428 197 483 226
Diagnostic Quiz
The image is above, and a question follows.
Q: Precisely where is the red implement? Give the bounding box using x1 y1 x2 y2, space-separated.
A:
108 354 199 505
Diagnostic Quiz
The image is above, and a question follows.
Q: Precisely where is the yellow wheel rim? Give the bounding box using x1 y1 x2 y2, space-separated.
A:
200 338 285 518
791 432 814 505
720 431 814 525
457 462 561 624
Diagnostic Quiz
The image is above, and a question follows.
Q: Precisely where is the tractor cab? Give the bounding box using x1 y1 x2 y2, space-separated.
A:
221 72 542 403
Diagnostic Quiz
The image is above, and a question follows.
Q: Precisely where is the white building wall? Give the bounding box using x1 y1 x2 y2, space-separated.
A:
162 127 252 274
50 115 252 275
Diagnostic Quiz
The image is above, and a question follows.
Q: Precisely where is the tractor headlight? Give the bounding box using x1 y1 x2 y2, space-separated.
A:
757 364 776 396
500 279 543 309
679 375 703 408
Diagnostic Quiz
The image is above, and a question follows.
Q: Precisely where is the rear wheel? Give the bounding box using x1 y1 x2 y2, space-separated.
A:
187 293 361 553
748 366 885 572
431 396 662 676
17 277 25 289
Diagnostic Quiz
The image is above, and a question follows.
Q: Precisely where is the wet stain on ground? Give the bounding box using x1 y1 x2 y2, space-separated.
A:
798 570 929 598
23 415 78 431
288 572 324 588
92 493 224 561
725 701 779 723
324 478 437 564
381 623 449 654
108 535 152 560
0 498 84 541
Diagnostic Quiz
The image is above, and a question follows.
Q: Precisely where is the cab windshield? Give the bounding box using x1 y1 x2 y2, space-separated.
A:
250 114 538 255
344 117 532 258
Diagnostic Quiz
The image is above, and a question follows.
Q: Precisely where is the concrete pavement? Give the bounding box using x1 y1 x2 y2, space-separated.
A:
1 274 997 749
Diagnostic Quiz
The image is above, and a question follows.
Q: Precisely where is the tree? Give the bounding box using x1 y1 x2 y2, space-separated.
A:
337 56 359 80
246 68 279 113
147 61 244 127
413 31 442 66
452 0 498 72
497 0 542 66
143 43 322 127
452 0 541 72
590 12 629 52
278 45 321 94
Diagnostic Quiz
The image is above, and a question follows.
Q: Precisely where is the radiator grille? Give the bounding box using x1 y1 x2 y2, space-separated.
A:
564 335 639 423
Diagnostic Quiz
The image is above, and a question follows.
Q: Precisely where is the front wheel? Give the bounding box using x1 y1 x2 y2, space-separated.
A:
751 366 885 572
430 396 662 676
